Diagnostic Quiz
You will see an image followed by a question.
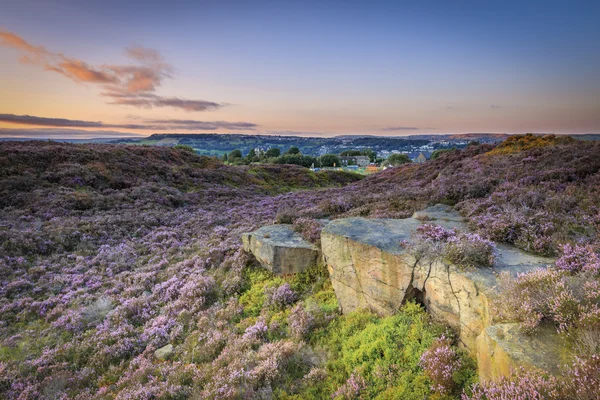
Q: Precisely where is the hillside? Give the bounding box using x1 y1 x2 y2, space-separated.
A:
1 137 599 399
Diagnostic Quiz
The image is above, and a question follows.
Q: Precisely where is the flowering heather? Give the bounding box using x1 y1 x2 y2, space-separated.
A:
463 368 561 400
465 355 600 400
494 267 600 337
332 371 367 399
416 224 457 242
444 233 496 268
1 137 600 398
292 217 323 244
264 283 298 309
556 243 600 274
411 225 495 268
420 335 462 395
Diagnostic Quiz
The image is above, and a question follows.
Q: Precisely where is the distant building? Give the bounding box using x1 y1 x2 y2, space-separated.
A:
340 155 370 167
414 153 427 163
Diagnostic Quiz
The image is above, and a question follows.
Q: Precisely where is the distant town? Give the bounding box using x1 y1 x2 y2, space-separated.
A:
101 133 599 173
111 132 509 160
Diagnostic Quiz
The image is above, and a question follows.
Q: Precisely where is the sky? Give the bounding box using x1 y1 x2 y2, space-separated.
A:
1 0 599 138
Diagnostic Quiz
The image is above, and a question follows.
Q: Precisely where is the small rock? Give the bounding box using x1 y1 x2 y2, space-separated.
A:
154 344 173 360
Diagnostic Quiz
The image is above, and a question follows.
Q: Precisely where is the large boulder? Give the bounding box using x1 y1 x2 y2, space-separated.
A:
476 323 571 380
242 224 319 275
321 205 563 379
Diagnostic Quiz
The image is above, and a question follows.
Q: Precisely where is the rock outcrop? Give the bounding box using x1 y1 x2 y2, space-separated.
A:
242 224 319 275
476 323 570 381
320 204 563 379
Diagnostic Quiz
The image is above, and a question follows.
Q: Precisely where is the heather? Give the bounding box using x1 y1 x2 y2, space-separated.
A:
410 224 496 269
463 357 600 400
2 137 600 398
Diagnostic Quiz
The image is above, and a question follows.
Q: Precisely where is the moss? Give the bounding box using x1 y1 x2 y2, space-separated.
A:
280 302 477 399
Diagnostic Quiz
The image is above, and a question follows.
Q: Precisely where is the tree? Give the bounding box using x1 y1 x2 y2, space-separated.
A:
246 148 258 162
222 154 228 162
286 146 300 155
340 150 362 156
387 153 411 166
229 149 242 160
340 149 377 162
265 148 281 158
362 149 377 162
320 154 341 167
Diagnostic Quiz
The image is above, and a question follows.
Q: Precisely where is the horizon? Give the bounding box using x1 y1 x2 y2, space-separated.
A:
1 0 600 138
1 130 598 142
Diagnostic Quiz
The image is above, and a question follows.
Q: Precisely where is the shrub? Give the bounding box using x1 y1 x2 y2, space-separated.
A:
494 267 600 335
411 224 496 268
444 233 496 268
174 144 195 153
387 153 412 166
293 217 323 244
463 367 561 400
419 335 462 395
556 243 600 273
264 283 298 310
289 303 476 399
486 133 577 155
332 371 366 399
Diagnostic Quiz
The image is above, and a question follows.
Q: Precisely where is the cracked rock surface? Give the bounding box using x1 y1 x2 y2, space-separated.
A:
321 204 562 380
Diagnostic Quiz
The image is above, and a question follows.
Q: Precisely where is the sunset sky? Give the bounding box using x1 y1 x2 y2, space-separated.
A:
1 0 599 138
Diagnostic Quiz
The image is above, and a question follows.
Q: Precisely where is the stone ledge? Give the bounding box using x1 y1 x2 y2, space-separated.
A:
242 224 319 275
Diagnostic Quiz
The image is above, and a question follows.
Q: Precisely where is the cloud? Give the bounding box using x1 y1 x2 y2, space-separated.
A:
0 30 222 112
0 113 257 131
104 93 221 112
490 104 501 109
381 126 420 131
145 119 258 130
0 114 104 128
0 128 142 139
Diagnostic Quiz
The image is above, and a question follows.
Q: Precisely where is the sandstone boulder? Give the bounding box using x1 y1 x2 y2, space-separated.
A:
321 205 559 378
476 323 570 380
242 224 319 275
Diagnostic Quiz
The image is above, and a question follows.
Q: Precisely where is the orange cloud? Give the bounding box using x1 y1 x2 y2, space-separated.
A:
0 30 223 112
56 59 118 84
0 31 48 55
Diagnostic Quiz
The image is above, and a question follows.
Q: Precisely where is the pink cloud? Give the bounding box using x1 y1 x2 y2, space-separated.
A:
0 30 223 112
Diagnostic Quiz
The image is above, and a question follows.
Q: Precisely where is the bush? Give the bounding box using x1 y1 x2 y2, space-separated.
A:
174 144 195 153
444 233 496 268
387 153 412 166
420 335 462 395
493 267 600 336
292 217 323 244
410 224 496 268
286 303 476 399
464 367 560 400
556 243 600 273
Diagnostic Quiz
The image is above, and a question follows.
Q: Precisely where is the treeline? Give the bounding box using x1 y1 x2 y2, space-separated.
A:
223 146 422 168
224 146 341 167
